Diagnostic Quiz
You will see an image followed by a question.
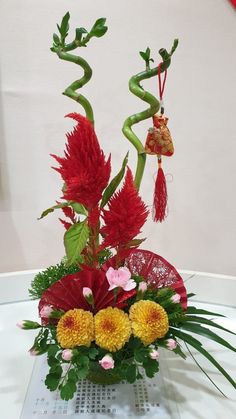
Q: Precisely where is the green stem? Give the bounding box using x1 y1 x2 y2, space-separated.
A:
122 55 173 189
53 49 94 124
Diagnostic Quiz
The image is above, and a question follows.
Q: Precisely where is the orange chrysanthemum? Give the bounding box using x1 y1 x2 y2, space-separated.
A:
94 307 131 352
129 300 169 345
57 309 94 348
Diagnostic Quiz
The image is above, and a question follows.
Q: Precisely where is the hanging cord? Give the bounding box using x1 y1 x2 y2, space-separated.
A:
158 63 167 114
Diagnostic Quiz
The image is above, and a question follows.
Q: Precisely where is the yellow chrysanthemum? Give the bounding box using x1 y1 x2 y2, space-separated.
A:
129 300 169 345
57 309 94 348
94 307 131 352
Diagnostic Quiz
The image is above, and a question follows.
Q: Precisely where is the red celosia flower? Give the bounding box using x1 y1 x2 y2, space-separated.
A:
51 113 111 209
101 168 149 248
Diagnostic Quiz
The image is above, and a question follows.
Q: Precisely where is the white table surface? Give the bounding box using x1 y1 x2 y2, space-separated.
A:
0 270 236 419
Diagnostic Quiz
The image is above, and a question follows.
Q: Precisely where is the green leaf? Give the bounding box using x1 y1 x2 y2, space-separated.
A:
143 358 159 378
159 48 169 61
75 27 87 42
77 365 89 379
48 356 59 368
178 322 236 353
186 306 225 317
183 315 235 336
38 202 68 220
69 202 88 216
60 12 70 37
187 293 196 299
53 33 60 46
49 364 63 377
60 380 77 400
173 344 187 360
170 327 236 390
126 364 137 383
101 152 128 207
64 221 89 265
90 17 108 38
134 347 148 363
48 344 60 357
68 369 78 382
45 372 61 391
146 47 150 59
139 51 148 61
170 38 179 55
88 347 99 360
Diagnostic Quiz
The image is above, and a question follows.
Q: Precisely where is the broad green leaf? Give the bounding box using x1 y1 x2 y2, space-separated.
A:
48 344 60 357
68 369 78 382
101 152 128 207
77 365 89 379
64 221 89 265
178 322 236 352
48 356 59 368
186 306 225 317
38 202 68 220
134 347 148 363
69 202 88 216
60 380 77 400
45 373 61 391
90 17 108 38
143 358 159 378
170 327 236 390
183 316 235 335
126 364 137 383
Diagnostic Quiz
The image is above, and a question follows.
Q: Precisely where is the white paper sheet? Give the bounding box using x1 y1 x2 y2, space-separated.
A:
20 355 180 418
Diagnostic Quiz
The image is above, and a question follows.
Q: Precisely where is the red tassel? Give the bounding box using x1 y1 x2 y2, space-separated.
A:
153 158 167 222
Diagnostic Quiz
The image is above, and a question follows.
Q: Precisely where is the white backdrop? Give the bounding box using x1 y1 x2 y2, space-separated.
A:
0 0 235 275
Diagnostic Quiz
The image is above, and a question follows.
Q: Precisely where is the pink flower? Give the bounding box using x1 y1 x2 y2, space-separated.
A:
40 305 54 318
82 287 94 307
16 321 25 329
138 281 147 293
106 267 136 291
171 293 181 304
83 287 93 298
149 349 159 360
61 349 73 361
99 354 114 370
29 349 39 356
166 338 177 350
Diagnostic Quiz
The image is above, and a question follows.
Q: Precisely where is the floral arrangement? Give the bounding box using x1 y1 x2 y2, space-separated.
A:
18 12 236 401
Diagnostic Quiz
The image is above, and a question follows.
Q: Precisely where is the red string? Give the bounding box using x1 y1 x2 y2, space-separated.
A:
158 63 167 100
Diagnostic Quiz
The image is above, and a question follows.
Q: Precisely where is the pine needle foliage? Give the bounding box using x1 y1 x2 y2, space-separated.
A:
29 262 80 299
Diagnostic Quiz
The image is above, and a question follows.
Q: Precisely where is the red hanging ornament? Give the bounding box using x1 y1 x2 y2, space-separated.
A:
144 63 174 222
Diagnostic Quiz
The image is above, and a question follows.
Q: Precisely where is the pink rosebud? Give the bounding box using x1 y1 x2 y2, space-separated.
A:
16 321 25 329
166 338 177 350
138 281 147 293
171 293 181 304
83 287 93 298
40 305 54 318
29 348 39 356
61 349 73 361
149 349 159 360
99 354 114 370
106 267 136 291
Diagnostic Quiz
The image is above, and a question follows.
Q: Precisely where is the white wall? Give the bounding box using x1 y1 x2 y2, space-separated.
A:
0 0 235 275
